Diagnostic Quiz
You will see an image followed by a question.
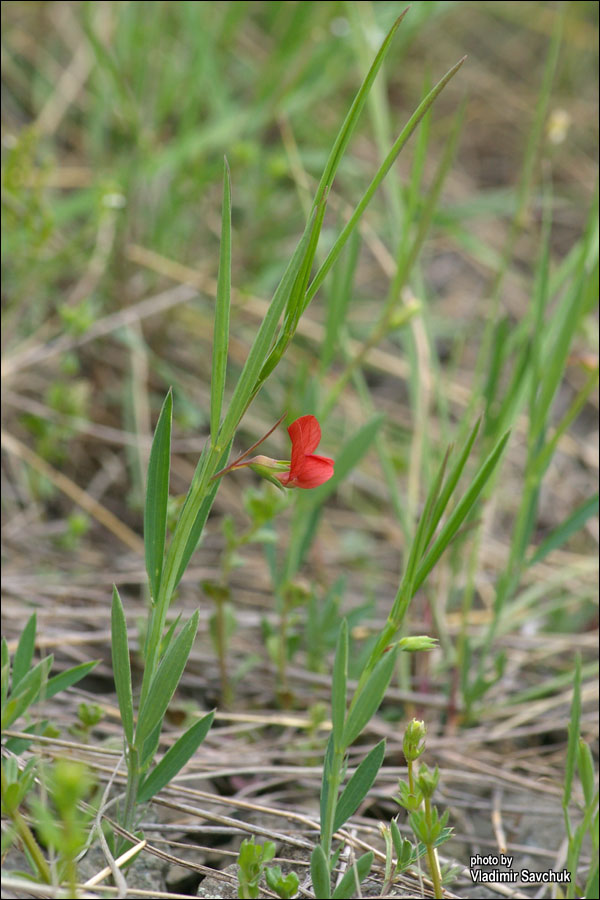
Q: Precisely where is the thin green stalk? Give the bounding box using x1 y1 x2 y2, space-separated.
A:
1 768 51 884
122 745 141 833
320 746 345 860
424 795 443 899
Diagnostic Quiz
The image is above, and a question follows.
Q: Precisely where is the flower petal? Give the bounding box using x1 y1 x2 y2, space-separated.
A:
288 415 321 455
292 453 335 488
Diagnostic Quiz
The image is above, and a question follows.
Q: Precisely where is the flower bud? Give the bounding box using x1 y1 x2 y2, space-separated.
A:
403 718 426 762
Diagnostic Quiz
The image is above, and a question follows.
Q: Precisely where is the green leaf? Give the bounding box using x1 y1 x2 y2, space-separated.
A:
137 710 215 803
136 610 199 750
320 734 334 841
313 10 408 206
12 613 37 693
265 865 300 899
1 657 52 731
331 620 348 748
333 740 386 833
219 207 319 442
414 430 510 593
210 158 232 444
310 844 331 899
527 494 599 567
144 389 173 600
307 55 467 305
111 586 134 745
342 649 397 747
4 720 49 753
45 660 99 700
331 850 373 899
173 441 232 591
425 420 481 551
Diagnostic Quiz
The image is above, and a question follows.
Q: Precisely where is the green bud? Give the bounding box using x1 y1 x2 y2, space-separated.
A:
403 718 427 762
398 635 437 652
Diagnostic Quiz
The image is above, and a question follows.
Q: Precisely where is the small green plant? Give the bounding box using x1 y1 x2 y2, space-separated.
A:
265 864 300 899
394 720 453 899
1 613 99 747
30 759 97 898
236 837 276 900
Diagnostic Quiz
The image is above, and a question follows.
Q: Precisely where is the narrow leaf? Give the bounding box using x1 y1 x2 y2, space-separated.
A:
331 851 373 899
45 660 99 700
331 620 348 748
12 613 37 693
310 844 331 899
333 740 386 833
137 710 215 803
111 586 134 745
220 208 318 441
1 657 52 730
320 734 334 841
144 389 173 600
136 610 199 749
173 442 232 590
307 56 467 305
210 159 232 444
342 649 397 747
314 10 408 204
425 420 481 550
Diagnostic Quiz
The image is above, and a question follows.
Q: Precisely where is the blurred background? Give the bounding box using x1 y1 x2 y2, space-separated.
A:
2 0 598 675
2 0 598 892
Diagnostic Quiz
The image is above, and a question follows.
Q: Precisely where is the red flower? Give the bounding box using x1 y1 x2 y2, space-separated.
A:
276 415 334 489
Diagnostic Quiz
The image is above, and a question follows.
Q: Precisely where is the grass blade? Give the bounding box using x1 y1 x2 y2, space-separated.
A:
137 710 215 803
528 494 599 568
144 388 173 601
111 586 134 745
414 430 510 593
210 159 232 445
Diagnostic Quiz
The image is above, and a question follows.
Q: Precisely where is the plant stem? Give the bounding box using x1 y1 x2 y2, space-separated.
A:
122 746 141 834
320 744 345 860
1 768 51 884
424 795 443 899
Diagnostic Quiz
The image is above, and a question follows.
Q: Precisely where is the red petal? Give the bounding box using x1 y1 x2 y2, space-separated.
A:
292 454 335 488
288 415 321 454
